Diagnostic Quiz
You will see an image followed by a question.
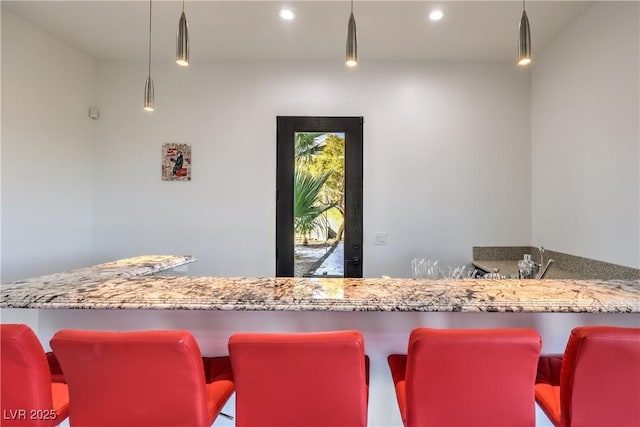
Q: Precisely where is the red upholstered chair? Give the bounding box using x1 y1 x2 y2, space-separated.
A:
50 329 234 427
388 328 542 427
228 330 369 427
535 326 640 427
45 353 65 384
0 324 69 426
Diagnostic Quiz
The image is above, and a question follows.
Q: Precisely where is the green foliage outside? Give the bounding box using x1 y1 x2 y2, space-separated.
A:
294 133 345 245
295 132 326 163
294 169 335 245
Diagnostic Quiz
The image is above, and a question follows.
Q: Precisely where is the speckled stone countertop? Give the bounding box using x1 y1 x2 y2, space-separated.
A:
2 255 195 287
473 246 640 280
1 256 639 313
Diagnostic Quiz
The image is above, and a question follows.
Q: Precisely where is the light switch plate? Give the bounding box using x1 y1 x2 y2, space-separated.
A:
374 232 387 245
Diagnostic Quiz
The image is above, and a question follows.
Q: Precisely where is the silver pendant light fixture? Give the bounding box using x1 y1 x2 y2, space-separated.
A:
518 0 531 66
176 0 189 67
345 0 357 67
143 0 154 111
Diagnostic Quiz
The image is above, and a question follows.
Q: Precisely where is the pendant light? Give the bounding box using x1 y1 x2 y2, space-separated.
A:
518 0 531 66
143 0 154 111
176 0 189 66
345 0 357 67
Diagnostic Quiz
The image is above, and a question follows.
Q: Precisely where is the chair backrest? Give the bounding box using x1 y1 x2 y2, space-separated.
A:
405 328 541 427
228 330 368 427
50 329 211 427
560 326 640 427
1 324 58 427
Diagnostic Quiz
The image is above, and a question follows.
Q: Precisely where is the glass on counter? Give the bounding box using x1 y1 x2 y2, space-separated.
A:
412 258 440 279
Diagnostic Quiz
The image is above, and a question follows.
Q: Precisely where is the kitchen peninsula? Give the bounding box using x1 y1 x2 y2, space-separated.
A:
2 255 639 313
2 255 639 427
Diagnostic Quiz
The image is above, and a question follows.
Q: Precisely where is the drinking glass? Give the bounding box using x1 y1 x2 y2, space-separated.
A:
411 257 428 278
446 265 469 279
426 259 440 279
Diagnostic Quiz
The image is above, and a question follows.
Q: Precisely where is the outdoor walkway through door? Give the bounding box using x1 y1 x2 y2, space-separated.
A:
276 117 363 278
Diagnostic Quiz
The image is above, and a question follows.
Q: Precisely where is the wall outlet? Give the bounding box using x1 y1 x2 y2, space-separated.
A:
374 232 387 245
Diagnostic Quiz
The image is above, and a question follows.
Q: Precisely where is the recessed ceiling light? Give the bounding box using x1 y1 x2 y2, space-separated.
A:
279 8 295 21
429 9 444 21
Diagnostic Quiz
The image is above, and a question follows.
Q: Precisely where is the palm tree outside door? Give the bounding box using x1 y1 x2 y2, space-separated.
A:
276 117 363 278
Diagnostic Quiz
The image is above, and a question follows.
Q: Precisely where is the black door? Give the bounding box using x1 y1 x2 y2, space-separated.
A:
276 116 363 278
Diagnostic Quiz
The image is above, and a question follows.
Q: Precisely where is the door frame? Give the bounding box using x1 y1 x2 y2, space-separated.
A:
276 116 363 277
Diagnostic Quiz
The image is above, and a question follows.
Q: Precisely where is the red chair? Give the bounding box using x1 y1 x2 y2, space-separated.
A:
228 330 369 427
0 324 69 426
535 326 640 427
50 329 234 427
45 353 65 384
388 328 541 427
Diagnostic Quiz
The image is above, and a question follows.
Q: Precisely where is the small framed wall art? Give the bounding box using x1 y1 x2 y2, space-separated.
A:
162 143 191 181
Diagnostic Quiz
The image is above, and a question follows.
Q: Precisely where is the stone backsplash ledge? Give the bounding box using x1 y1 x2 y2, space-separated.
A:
473 246 640 280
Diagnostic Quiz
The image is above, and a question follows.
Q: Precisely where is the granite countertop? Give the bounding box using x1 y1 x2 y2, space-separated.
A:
3 255 195 287
472 246 640 280
1 256 639 313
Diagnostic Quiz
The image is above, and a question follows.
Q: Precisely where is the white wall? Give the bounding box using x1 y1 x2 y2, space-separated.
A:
531 2 640 268
92 61 531 277
1 6 4 284
0 10 96 282
4 2 637 280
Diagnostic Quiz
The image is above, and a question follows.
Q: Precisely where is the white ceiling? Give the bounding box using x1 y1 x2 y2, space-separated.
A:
2 1 595 63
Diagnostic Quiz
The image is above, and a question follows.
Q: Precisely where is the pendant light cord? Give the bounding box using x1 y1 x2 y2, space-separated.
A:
147 0 152 77
350 0 353 14
522 0 525 11
182 0 185 13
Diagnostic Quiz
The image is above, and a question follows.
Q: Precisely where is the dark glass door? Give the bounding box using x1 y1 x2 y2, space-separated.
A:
276 116 363 278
